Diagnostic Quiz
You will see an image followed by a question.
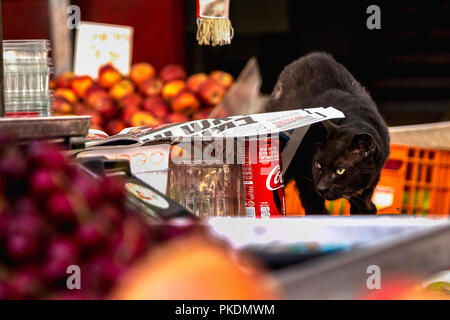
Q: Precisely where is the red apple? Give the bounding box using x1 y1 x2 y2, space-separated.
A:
198 79 226 106
119 93 142 110
167 112 190 124
193 109 211 120
98 64 122 89
109 79 135 101
210 70 234 89
71 75 94 98
130 111 161 127
121 105 140 125
130 63 156 85
162 80 186 102
142 96 170 120
171 90 200 114
54 88 78 104
186 73 209 93
139 78 164 97
106 120 126 135
55 71 75 89
159 64 186 82
52 97 73 115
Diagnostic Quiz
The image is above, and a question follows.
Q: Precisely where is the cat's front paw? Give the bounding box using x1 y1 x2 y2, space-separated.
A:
350 200 377 215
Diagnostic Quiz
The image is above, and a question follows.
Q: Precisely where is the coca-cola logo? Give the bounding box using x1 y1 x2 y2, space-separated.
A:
266 165 284 191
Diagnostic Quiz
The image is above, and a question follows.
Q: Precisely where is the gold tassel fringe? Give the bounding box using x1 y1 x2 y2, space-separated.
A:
196 18 234 46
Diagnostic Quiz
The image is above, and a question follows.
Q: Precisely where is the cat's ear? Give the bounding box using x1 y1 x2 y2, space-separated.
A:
320 120 339 138
271 81 283 100
350 133 377 157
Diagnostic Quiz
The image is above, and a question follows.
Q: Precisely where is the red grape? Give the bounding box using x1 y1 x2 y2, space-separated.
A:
6 232 38 261
47 193 76 222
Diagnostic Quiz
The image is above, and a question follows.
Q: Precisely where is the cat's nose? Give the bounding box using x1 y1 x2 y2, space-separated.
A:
317 181 329 195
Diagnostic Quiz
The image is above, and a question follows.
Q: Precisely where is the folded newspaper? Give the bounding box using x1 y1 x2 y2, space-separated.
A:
78 107 344 192
86 107 343 146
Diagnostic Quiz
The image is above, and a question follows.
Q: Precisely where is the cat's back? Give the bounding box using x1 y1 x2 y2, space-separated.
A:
267 52 367 111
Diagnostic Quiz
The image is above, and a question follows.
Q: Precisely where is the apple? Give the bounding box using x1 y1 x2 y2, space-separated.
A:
162 80 186 102
109 79 135 101
130 111 161 127
54 88 78 104
98 64 122 89
210 70 234 89
198 79 226 106
73 104 104 130
86 90 117 120
52 97 73 115
55 71 74 89
106 120 126 136
193 109 211 120
138 78 164 97
171 90 200 114
142 96 170 120
159 64 186 82
130 63 156 85
71 76 94 98
186 73 209 93
167 112 190 124
121 104 140 125
119 93 142 110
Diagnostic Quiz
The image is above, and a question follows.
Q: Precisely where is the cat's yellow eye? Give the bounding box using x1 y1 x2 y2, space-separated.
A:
336 168 346 175
314 161 321 169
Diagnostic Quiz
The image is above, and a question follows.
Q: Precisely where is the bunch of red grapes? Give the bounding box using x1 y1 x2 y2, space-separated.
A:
0 135 154 299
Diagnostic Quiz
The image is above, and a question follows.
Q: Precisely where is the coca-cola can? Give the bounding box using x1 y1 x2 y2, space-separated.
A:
242 136 286 218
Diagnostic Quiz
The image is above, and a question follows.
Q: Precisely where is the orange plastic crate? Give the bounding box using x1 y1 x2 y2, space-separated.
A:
285 144 450 216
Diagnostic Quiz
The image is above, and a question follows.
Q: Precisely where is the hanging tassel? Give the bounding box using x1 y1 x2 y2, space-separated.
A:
196 0 234 46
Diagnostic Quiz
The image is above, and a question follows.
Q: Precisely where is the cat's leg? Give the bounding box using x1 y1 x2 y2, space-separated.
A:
349 183 377 215
296 177 329 215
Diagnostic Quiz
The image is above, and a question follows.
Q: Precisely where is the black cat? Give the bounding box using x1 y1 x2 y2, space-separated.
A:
266 52 390 214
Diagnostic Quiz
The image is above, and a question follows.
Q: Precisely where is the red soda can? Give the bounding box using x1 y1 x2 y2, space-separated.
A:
242 136 286 218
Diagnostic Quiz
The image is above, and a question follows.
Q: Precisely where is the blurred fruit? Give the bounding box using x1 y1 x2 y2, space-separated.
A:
119 93 142 110
71 76 94 98
111 234 280 299
193 109 211 120
142 96 170 120
73 103 103 129
49 79 56 90
55 71 74 89
198 79 226 106
138 78 163 97
130 111 161 127
159 64 186 83
109 79 135 101
186 73 209 93
210 70 234 89
53 63 234 133
86 90 117 120
106 119 126 135
130 63 156 85
54 88 78 104
171 90 200 114
121 105 140 125
0 136 157 299
52 97 73 115
98 64 122 89
162 80 186 102
167 112 190 124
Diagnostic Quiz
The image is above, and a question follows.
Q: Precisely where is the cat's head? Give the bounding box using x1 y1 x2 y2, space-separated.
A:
311 121 378 200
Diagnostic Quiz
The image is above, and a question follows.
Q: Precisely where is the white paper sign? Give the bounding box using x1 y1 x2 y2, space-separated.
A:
73 21 133 78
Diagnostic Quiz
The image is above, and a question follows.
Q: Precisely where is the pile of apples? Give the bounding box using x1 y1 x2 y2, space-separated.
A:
51 63 234 135
0 135 159 299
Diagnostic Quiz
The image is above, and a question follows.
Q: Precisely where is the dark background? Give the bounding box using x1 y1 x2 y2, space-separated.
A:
185 0 450 126
3 0 450 126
